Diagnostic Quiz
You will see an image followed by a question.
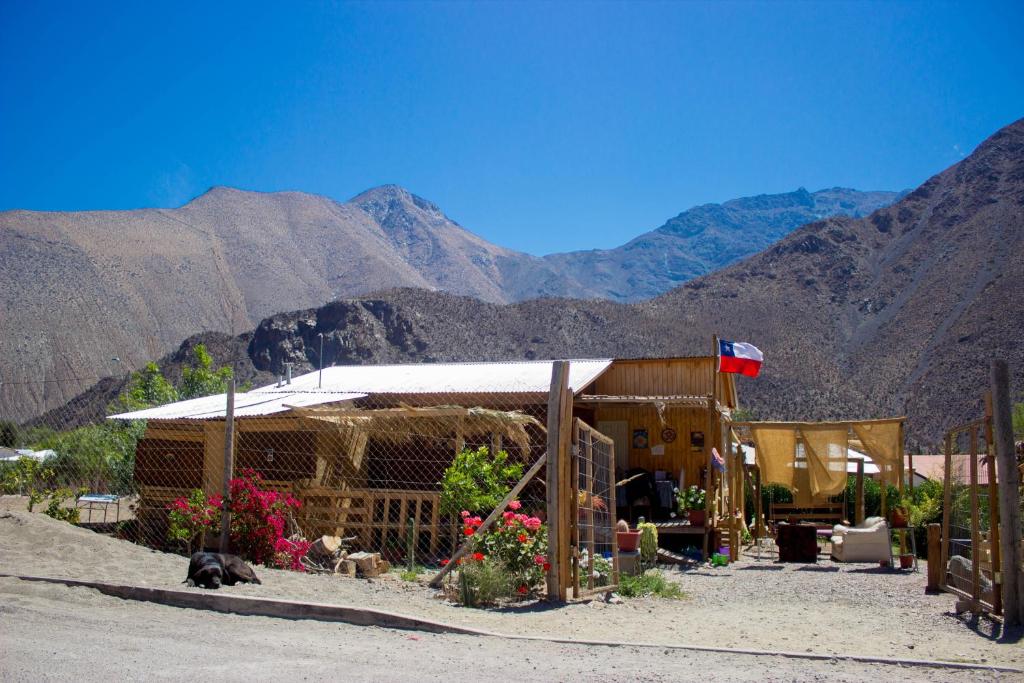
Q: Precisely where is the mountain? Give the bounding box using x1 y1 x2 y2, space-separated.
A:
0 181 897 422
56 116 1019 449
540 188 903 301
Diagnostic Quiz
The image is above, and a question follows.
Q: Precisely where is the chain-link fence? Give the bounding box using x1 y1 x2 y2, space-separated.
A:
942 419 1001 615
3 356 633 602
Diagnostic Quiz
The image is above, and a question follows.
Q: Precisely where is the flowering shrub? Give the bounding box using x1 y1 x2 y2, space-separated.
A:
166 468 308 571
215 468 303 567
449 500 548 603
167 488 218 552
273 537 313 572
676 485 705 512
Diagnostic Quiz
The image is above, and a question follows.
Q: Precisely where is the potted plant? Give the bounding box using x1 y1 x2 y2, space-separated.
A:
899 553 915 570
676 485 707 527
616 519 641 552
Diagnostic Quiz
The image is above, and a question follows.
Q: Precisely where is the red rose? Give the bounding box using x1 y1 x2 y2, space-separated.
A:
517 533 528 543
440 559 449 566
472 552 484 561
543 562 551 571
464 527 475 536
517 585 528 595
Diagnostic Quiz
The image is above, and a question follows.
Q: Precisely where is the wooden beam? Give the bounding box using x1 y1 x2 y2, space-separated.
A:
991 359 1023 625
940 433 953 589
969 425 981 611
985 392 1003 616
927 523 941 592
219 378 236 553
545 361 570 601
855 459 865 525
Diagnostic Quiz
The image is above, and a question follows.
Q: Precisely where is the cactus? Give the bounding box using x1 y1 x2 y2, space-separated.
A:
637 521 658 565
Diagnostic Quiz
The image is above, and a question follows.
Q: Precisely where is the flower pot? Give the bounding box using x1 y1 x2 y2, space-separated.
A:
889 507 909 529
687 510 706 527
617 530 642 552
899 553 914 570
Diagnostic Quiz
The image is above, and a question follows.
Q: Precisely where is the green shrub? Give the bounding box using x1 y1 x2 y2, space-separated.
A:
439 446 523 516
33 421 143 494
43 487 84 524
618 570 686 599
456 555 515 607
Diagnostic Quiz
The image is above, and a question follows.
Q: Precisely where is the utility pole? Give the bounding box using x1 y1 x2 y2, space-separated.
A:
318 333 325 389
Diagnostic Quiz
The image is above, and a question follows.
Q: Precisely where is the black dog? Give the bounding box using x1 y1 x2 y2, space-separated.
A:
184 552 261 589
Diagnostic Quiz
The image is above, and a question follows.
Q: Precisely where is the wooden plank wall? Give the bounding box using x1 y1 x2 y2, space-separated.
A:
594 405 718 488
591 358 735 409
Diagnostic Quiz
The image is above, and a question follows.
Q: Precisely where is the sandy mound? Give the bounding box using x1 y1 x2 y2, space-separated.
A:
1 511 1019 667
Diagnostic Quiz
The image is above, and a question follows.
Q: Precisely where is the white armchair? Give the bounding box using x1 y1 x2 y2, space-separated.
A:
830 516 891 563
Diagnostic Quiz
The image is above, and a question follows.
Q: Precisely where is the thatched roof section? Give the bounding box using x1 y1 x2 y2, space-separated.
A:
292 404 544 453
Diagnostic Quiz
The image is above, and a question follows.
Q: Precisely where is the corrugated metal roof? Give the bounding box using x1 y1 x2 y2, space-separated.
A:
108 358 614 421
257 358 613 395
108 391 366 421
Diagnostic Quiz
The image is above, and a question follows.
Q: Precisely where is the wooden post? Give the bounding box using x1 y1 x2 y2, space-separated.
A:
545 361 570 601
855 458 865 525
969 425 981 611
559 372 574 598
926 523 941 593
606 435 620 586
585 429 595 591
908 453 915 495
703 395 715 561
219 378 236 553
991 360 1023 625
754 465 763 540
984 392 1003 616
898 421 906 555
940 433 954 588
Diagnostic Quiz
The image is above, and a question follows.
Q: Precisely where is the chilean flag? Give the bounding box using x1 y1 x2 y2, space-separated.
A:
718 340 763 378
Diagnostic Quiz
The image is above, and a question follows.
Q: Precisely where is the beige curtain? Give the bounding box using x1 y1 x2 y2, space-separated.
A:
853 421 902 486
801 426 849 499
750 426 797 491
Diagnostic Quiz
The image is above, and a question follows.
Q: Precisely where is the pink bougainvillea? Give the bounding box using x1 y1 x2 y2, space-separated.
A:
167 468 308 571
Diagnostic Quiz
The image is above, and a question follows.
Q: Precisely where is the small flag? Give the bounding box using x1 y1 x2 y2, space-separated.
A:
718 339 763 378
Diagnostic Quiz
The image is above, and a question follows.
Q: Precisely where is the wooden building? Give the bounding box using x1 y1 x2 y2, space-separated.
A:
112 356 742 559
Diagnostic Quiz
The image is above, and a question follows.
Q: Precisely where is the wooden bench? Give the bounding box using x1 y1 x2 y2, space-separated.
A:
768 502 845 533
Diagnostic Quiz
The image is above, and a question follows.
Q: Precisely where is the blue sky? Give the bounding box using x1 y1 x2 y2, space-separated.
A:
1 1 1022 254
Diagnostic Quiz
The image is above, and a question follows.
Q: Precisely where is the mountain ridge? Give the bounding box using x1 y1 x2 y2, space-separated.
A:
0 179 899 421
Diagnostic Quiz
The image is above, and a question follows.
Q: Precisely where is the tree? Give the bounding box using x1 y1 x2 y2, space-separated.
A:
0 420 19 448
112 362 179 413
180 343 234 400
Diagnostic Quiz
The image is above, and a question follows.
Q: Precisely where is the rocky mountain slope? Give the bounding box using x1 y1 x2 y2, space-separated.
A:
0 179 896 421
541 187 901 301
66 116 1018 449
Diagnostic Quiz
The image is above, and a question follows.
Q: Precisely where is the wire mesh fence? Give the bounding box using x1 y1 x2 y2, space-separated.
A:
942 419 1001 615
2 356 632 602
571 419 618 596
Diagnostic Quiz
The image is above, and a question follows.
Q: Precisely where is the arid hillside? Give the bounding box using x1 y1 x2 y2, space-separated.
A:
0 182 896 421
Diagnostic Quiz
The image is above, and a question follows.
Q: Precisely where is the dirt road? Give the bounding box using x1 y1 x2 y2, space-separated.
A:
0 577 1008 682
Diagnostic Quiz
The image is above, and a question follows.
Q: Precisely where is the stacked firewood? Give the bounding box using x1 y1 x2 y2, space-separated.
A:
301 535 390 578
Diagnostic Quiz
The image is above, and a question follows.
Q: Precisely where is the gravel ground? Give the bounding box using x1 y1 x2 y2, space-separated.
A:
0 578 1012 682
1 509 1021 670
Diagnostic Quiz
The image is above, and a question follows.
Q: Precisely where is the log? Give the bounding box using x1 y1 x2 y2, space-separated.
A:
335 558 356 577
348 551 387 578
